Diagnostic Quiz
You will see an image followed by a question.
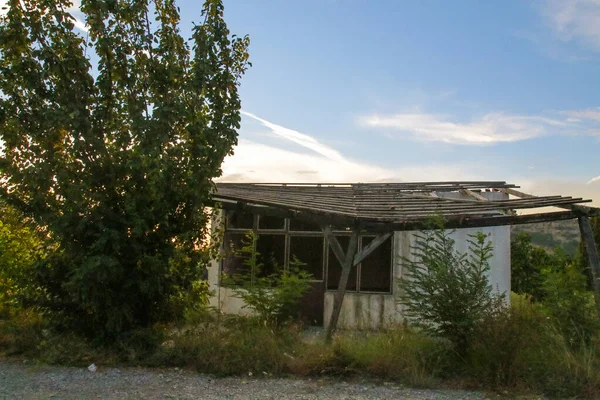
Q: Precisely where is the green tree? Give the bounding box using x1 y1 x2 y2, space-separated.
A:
0 0 250 336
511 232 554 301
0 202 52 314
399 226 504 355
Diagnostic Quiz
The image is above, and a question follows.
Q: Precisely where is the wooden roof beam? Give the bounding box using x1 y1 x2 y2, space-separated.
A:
460 188 516 216
498 188 599 217
459 188 489 202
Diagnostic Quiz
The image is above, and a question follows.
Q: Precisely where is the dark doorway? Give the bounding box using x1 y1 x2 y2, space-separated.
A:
297 281 324 326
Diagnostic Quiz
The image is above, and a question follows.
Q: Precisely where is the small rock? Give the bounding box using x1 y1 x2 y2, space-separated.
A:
87 364 97 373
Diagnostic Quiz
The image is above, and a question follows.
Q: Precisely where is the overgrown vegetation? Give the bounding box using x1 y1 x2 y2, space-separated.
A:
399 225 504 355
0 0 250 337
223 231 313 327
0 202 53 315
2 0 599 398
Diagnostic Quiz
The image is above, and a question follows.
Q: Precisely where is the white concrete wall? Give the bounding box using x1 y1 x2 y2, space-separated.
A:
207 257 255 316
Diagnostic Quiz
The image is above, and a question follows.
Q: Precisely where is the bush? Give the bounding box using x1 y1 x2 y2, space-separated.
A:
223 231 313 327
465 293 550 388
465 293 600 397
399 225 504 354
542 262 599 347
0 202 53 313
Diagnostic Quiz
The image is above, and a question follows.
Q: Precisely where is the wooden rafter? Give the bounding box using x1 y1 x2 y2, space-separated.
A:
498 187 598 216
459 188 489 202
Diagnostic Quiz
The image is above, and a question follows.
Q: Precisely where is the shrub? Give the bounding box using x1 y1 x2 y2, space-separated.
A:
464 293 600 397
465 293 550 388
223 231 313 327
0 202 53 313
399 225 504 354
542 262 599 347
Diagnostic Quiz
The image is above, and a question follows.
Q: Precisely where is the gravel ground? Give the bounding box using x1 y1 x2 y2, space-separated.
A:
0 360 493 400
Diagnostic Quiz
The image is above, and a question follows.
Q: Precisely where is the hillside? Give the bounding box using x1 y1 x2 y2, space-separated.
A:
511 219 580 255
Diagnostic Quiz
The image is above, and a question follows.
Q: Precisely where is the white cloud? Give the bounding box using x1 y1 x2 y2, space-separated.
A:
563 107 600 121
359 112 567 145
540 0 600 51
587 175 600 185
241 111 344 161
220 140 391 183
219 113 477 183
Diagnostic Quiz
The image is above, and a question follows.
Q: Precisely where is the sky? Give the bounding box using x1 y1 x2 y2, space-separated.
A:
209 0 600 205
2 0 600 205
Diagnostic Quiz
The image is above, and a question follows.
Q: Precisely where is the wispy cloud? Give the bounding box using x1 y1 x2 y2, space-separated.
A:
563 107 600 121
358 112 567 145
219 113 478 183
540 0 600 51
587 175 600 185
241 111 344 161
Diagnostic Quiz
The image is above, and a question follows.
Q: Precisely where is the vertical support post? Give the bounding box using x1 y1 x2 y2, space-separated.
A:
578 216 600 313
326 229 359 342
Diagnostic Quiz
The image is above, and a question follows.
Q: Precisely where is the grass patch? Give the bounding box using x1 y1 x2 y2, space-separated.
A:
331 328 452 387
149 314 300 376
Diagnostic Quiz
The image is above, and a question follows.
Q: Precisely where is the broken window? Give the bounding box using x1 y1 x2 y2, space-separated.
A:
256 234 286 277
221 232 247 276
359 236 392 293
327 236 358 291
258 214 286 230
289 218 321 232
289 236 324 280
226 210 254 230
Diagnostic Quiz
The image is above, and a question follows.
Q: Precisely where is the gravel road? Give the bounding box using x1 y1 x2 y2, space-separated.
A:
0 360 492 399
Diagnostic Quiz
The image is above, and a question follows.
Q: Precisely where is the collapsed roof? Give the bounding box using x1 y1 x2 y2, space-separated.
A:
212 181 598 232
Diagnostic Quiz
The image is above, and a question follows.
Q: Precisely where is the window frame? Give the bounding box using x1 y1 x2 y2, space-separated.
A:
219 210 394 294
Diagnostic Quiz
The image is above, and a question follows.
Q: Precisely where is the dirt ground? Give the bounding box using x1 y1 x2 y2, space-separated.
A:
0 360 493 400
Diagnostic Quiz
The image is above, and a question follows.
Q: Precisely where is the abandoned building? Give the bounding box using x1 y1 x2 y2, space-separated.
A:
207 182 599 338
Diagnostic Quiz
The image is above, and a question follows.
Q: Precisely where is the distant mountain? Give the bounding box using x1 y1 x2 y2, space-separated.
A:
511 220 580 256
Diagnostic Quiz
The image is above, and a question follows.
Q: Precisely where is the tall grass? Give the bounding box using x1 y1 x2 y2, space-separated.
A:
465 293 600 397
2 304 600 397
288 327 452 387
150 314 300 376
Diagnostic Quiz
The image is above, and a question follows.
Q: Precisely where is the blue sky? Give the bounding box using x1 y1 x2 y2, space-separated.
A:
4 0 599 203
213 0 600 204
